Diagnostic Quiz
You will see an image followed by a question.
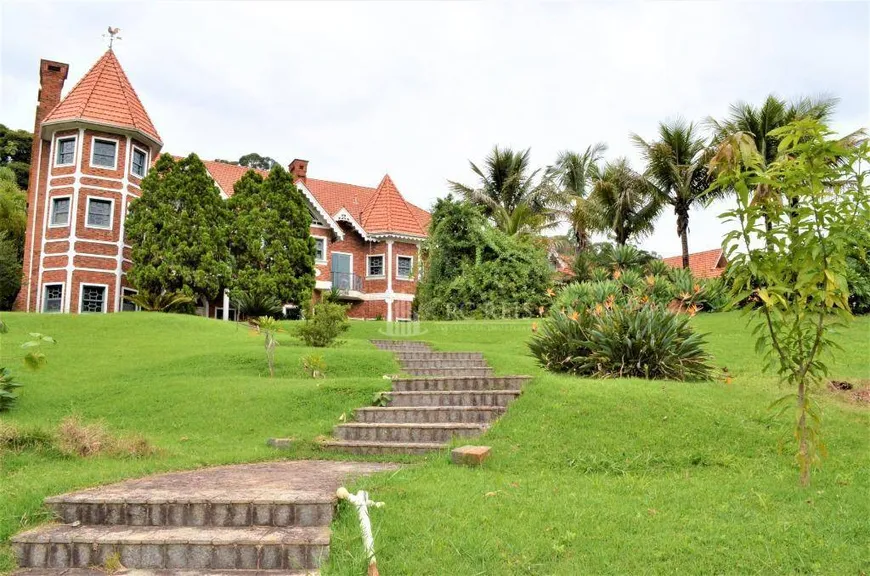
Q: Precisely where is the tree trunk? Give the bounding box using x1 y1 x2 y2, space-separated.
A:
797 380 810 487
680 228 690 269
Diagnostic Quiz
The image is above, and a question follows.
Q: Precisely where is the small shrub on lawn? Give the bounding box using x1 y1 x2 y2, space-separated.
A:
0 367 22 412
296 302 350 347
0 420 54 451
529 302 715 381
233 289 283 319
301 354 327 378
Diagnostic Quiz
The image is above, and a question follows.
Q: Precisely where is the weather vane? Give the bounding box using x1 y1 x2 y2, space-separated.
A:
104 27 122 49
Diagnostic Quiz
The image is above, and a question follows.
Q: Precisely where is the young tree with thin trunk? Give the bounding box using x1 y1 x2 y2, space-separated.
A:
709 119 869 486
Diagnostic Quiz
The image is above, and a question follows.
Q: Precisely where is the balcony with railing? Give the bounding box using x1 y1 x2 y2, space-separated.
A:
330 271 363 299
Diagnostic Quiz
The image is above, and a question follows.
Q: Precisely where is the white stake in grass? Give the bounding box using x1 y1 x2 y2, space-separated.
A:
336 487 385 576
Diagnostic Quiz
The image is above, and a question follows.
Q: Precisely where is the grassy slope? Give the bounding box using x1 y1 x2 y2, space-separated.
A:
0 312 868 574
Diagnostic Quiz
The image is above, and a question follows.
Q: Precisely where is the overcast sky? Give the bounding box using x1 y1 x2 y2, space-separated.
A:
2 1 868 257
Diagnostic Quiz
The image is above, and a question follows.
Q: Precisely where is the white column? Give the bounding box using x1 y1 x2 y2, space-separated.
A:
386 240 394 322
222 289 230 321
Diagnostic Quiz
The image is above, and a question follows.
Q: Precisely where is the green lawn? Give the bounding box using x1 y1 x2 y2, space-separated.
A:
0 312 868 574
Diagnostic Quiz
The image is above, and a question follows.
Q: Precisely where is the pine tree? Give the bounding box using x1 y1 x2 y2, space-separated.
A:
125 154 232 302
227 165 315 305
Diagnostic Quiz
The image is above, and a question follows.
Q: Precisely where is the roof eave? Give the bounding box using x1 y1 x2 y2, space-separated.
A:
40 118 163 151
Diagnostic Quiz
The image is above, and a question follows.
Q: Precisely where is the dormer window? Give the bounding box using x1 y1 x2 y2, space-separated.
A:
91 138 118 169
55 137 76 166
131 147 147 177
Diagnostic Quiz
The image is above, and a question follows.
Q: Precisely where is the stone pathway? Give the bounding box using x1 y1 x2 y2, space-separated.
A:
321 340 531 455
11 461 397 575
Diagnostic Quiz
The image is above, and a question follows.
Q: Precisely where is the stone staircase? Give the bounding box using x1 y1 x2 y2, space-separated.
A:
10 461 395 575
321 340 530 455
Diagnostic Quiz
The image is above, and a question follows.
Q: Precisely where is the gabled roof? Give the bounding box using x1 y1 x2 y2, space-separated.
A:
662 248 726 279
359 175 427 238
42 49 162 146
199 162 430 239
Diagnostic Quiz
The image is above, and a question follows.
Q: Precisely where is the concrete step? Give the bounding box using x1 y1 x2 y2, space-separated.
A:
11 525 329 571
334 422 486 443
392 376 530 392
320 440 446 455
398 359 490 370
45 498 333 529
353 406 506 424
388 390 521 407
403 367 494 377
394 351 484 361
14 569 319 575
370 340 429 351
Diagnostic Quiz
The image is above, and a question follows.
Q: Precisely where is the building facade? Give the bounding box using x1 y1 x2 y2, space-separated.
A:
15 50 429 321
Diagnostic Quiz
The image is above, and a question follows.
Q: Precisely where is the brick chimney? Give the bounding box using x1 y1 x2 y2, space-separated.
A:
34 59 69 134
289 158 308 182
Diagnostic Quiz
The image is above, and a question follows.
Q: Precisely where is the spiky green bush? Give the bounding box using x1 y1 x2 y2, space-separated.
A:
529 304 715 381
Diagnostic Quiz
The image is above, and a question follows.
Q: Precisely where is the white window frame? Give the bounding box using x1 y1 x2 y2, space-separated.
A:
78 283 109 314
42 283 64 313
54 135 77 167
48 195 72 228
396 255 414 280
121 287 139 312
130 145 149 178
312 235 328 264
84 196 115 230
366 254 386 279
90 136 119 170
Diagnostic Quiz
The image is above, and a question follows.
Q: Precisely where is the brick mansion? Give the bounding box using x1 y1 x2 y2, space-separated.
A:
14 49 430 321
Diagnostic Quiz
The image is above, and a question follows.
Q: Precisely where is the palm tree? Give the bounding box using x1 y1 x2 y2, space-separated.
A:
544 144 607 250
708 94 838 166
590 158 662 246
632 120 719 269
449 146 557 236
707 95 839 234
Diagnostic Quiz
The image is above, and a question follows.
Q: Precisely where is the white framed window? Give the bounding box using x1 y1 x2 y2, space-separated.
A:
313 236 327 263
55 136 77 167
396 255 414 280
90 137 118 169
43 284 64 313
79 284 107 313
49 196 71 227
121 288 139 312
131 146 148 177
366 254 385 278
85 197 114 229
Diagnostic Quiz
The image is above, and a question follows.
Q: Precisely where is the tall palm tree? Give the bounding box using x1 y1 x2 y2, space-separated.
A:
707 95 839 234
632 120 719 269
590 158 662 246
708 94 838 166
448 146 556 236
544 144 607 250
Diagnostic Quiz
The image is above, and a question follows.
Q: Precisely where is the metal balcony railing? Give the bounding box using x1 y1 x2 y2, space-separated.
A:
331 271 362 293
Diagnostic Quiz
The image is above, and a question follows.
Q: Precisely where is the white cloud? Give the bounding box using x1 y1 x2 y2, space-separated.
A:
1 1 867 257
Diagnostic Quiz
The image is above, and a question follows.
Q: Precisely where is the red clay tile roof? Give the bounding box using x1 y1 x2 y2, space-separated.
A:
360 175 427 237
42 49 162 144
199 161 429 237
662 248 726 278
200 160 267 196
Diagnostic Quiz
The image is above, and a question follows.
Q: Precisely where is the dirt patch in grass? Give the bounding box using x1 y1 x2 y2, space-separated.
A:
828 379 870 406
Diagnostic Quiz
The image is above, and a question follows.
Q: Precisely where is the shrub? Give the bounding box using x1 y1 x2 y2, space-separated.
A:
846 246 870 314
234 289 283 318
124 290 194 313
296 302 350 347
55 416 156 458
0 367 23 412
529 303 715 381
669 269 729 312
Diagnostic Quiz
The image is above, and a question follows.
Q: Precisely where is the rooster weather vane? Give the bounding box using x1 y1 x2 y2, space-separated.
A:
104 27 122 49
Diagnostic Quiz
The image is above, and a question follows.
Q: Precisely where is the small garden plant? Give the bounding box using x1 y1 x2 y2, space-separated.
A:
251 316 281 377
301 353 326 378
